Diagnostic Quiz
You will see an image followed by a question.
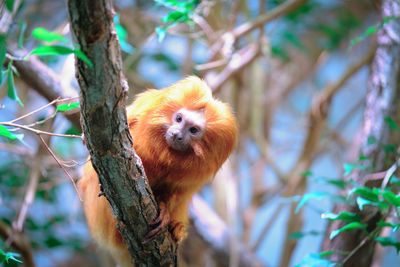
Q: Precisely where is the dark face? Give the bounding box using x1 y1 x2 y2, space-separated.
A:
165 108 206 151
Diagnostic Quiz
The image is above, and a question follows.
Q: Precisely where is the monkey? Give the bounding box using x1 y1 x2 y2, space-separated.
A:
79 76 238 266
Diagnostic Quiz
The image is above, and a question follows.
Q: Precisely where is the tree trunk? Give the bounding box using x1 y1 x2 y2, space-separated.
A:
322 1 400 266
67 0 177 265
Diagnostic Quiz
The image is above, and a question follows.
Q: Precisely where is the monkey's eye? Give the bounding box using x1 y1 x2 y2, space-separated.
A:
176 114 182 123
189 127 199 134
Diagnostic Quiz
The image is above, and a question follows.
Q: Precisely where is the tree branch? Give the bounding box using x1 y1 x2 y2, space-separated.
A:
6 51 81 130
278 45 376 267
322 1 400 266
0 221 35 267
67 0 177 265
190 195 265 267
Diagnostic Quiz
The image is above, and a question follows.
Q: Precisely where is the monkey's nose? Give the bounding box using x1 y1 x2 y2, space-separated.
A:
172 132 183 142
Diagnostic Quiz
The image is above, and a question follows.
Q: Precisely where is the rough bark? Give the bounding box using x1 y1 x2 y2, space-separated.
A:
322 1 400 266
67 0 177 266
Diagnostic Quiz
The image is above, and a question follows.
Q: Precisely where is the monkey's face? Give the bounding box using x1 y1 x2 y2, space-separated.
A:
165 108 206 152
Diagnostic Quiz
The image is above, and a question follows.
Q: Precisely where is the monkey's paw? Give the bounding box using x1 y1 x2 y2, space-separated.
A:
142 202 170 244
169 220 187 243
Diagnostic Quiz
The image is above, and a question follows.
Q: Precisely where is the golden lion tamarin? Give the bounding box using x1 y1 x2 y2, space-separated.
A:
79 76 238 266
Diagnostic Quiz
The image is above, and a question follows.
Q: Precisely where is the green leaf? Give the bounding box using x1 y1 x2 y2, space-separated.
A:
359 155 370 161
377 220 400 231
0 249 22 264
330 222 367 239
318 250 348 257
314 175 348 189
343 163 357 176
30 45 74 56
155 27 167 42
32 27 69 43
367 135 377 145
324 178 347 190
64 125 81 135
390 176 400 186
155 0 198 10
73 49 93 68
56 102 80 112
0 34 7 78
18 21 27 48
5 252 22 263
271 45 290 61
5 0 15 12
0 125 26 146
343 163 356 176
356 197 370 210
44 236 63 248
349 16 400 49
375 236 400 253
7 63 23 106
114 15 135 54
382 190 400 207
154 0 198 42
0 125 17 140
0 248 6 263
356 196 389 211
301 170 313 177
283 31 305 51
294 252 336 267
350 187 380 202
29 45 93 67
295 192 329 213
383 143 397 154
321 212 361 222
289 230 320 240
384 117 399 131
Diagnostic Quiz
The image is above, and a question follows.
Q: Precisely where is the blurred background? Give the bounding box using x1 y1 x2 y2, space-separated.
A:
1 0 398 266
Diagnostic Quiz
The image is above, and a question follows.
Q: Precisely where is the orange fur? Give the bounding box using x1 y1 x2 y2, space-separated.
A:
80 76 237 266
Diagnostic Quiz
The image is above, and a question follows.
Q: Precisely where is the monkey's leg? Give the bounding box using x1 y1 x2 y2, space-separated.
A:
168 200 189 243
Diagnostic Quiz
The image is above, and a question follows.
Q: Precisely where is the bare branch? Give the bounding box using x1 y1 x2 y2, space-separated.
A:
12 121 54 232
0 122 82 139
278 45 376 267
6 50 81 129
232 0 308 39
8 96 79 124
38 134 81 201
190 195 265 267
207 44 260 92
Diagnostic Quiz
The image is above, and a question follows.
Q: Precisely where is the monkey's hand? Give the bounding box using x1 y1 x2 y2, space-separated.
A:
142 202 170 244
142 202 187 243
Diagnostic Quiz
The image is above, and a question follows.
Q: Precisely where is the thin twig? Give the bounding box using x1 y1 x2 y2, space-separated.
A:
13 121 54 232
1 122 82 139
8 96 79 124
252 203 284 251
381 157 400 190
208 43 260 92
341 227 380 265
6 53 28 61
59 158 90 168
38 134 82 201
195 58 228 71
209 0 308 60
